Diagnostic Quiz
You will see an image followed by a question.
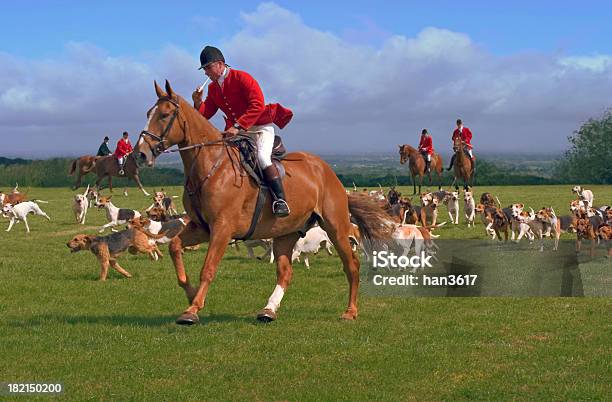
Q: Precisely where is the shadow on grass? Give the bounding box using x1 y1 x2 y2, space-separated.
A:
9 313 256 328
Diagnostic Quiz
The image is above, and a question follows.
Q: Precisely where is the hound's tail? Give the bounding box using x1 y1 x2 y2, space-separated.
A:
416 221 447 231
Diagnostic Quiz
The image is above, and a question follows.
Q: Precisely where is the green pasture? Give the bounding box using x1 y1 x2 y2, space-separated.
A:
0 185 610 400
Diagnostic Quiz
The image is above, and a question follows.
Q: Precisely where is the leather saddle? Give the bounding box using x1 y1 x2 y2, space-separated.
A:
227 134 287 184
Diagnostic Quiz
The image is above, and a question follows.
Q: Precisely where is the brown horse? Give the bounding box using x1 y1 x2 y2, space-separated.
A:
398 144 443 195
68 155 99 190
451 136 474 191
135 80 392 325
92 154 150 196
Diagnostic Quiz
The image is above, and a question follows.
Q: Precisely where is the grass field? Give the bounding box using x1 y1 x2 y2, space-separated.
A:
0 185 610 400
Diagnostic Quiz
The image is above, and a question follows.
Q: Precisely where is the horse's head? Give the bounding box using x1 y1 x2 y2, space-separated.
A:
398 145 409 164
453 136 463 149
136 80 187 167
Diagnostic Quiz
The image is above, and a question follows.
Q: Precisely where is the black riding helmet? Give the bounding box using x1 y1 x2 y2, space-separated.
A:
198 46 225 70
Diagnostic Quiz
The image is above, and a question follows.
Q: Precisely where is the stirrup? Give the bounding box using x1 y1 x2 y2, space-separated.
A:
272 199 290 217
119 169 125 176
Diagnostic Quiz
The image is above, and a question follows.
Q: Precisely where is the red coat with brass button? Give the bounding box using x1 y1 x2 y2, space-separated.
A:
197 68 293 130
452 127 473 149
418 134 434 155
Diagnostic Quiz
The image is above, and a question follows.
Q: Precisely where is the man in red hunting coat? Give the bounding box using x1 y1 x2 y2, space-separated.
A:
114 131 133 176
418 128 434 173
191 46 293 217
448 119 475 172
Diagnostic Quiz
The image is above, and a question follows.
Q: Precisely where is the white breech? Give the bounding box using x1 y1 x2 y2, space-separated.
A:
426 154 431 162
251 124 275 169
467 149 473 158
118 157 125 165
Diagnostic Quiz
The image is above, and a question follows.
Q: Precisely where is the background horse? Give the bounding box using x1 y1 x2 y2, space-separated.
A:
398 144 443 194
93 154 150 196
68 155 99 190
135 80 392 325
451 136 474 191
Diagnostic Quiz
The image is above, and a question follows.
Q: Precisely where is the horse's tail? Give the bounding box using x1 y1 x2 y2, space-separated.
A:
348 193 394 251
68 159 78 175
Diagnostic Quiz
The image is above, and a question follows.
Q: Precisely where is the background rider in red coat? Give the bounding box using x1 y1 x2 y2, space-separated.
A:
418 128 434 173
448 119 475 172
192 46 293 217
114 131 133 176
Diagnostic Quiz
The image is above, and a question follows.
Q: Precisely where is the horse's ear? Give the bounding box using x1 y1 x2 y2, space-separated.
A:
165 80 175 98
154 81 167 98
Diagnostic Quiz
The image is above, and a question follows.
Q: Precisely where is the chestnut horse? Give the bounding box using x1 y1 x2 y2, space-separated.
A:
92 154 150 196
398 144 443 195
135 80 391 325
451 136 473 191
68 155 98 190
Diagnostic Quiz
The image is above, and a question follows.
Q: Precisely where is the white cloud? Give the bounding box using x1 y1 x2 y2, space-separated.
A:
559 55 612 72
1 2 611 158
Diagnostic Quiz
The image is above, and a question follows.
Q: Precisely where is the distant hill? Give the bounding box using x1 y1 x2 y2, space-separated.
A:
0 157 31 165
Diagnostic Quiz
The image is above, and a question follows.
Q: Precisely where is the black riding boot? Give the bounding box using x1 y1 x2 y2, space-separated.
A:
425 159 431 173
447 154 456 171
471 158 476 174
263 165 290 217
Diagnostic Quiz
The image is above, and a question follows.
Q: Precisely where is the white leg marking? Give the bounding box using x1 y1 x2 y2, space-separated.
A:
264 284 285 312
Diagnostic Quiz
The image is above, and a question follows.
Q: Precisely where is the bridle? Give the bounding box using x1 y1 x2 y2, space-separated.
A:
139 96 180 157
139 96 228 157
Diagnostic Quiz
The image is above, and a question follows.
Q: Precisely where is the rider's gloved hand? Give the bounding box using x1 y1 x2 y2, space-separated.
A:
192 87 203 108
222 126 240 138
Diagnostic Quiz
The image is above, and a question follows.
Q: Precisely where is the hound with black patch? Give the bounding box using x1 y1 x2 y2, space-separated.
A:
479 192 496 207
95 195 141 233
130 216 188 246
66 229 161 281
146 189 179 215
86 187 99 208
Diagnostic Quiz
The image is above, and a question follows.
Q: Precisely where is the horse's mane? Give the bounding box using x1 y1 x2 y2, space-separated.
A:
176 95 222 140
400 144 418 155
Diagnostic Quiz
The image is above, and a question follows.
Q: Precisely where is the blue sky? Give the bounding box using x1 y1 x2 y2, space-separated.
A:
4 1 611 57
2 1 612 157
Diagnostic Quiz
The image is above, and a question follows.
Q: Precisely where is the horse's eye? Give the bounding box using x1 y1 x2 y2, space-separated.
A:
160 113 169 119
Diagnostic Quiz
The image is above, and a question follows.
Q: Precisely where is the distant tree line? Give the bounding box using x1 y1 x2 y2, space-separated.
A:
336 158 556 187
553 109 612 184
1 110 610 189
0 158 184 188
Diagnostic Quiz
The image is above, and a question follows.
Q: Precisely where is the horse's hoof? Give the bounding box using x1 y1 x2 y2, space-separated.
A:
256 309 277 323
340 311 357 321
176 312 199 325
